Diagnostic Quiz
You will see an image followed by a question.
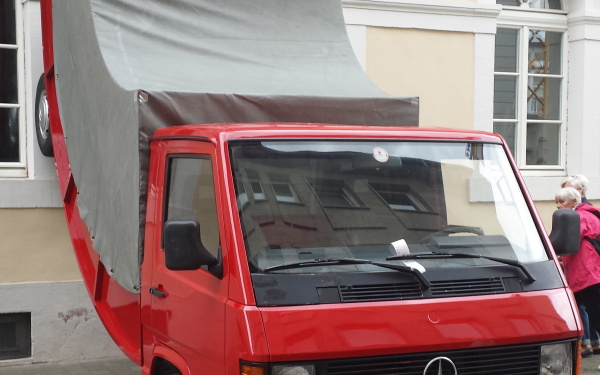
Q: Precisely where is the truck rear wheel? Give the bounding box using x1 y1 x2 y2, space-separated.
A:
35 74 53 157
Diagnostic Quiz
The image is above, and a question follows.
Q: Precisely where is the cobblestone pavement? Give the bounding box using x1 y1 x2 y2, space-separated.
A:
1 354 599 374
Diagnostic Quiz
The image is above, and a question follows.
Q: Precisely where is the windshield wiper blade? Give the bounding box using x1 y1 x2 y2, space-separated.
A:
262 258 430 289
263 258 370 272
387 252 535 283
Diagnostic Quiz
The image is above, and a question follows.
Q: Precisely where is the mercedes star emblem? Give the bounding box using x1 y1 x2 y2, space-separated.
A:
423 356 458 375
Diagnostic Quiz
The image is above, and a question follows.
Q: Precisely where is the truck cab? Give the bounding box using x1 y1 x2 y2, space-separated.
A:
140 123 580 375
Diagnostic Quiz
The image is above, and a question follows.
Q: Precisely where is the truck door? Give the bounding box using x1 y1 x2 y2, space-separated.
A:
148 139 227 373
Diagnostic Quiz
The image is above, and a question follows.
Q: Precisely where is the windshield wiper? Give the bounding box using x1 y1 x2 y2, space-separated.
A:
387 252 535 283
262 258 430 289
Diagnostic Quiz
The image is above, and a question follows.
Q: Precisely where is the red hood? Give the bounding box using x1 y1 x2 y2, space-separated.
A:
258 289 578 362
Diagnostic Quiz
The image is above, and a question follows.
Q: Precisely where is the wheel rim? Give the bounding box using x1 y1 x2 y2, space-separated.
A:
37 90 50 140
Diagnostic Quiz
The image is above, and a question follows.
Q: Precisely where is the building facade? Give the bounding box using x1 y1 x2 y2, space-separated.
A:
0 0 598 366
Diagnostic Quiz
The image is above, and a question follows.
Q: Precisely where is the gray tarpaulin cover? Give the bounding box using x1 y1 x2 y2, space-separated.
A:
51 0 419 292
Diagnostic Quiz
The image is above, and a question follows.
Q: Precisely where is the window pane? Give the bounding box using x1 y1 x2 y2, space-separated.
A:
527 76 560 120
251 181 266 200
313 184 360 208
0 108 19 162
0 49 18 104
529 30 562 75
496 0 521 6
273 183 299 203
0 1 16 45
497 0 562 9
526 122 560 165
494 75 517 119
495 29 518 73
527 0 562 10
166 157 219 256
493 122 517 160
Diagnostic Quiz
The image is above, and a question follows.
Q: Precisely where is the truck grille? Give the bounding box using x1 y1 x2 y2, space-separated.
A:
340 282 423 301
339 278 505 302
327 343 542 375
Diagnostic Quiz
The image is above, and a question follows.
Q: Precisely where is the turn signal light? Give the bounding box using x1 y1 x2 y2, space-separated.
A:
241 364 266 375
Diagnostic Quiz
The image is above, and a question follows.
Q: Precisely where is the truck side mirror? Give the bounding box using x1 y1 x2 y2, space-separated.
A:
548 209 580 256
163 220 218 270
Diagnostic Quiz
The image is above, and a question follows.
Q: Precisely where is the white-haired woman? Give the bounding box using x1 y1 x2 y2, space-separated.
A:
561 175 599 355
562 174 591 205
556 186 600 358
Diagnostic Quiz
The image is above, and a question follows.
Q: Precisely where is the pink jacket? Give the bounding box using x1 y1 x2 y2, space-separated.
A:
562 204 600 293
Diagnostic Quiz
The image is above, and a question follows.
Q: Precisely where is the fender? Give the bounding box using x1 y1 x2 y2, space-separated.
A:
145 343 190 375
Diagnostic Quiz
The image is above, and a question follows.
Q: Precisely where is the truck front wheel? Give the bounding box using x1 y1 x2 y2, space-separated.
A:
154 358 183 375
34 74 53 157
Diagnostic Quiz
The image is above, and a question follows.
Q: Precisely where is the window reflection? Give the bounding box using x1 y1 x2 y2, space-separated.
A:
525 123 560 165
493 122 517 160
495 28 518 73
527 77 561 120
493 75 517 120
496 0 562 9
528 30 562 75
0 1 20 164
0 108 19 162
0 1 16 45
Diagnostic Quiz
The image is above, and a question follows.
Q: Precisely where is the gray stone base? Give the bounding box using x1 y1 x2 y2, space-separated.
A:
0 281 126 367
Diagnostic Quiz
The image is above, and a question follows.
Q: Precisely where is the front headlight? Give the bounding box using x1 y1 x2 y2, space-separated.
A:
541 343 572 375
271 365 315 375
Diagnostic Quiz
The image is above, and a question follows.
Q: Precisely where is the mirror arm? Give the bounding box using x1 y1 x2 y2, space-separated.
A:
208 246 224 279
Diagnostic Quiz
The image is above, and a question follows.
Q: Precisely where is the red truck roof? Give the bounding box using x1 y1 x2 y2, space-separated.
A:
153 123 505 143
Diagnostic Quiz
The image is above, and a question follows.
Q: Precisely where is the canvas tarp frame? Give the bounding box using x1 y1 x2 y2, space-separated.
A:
51 0 419 292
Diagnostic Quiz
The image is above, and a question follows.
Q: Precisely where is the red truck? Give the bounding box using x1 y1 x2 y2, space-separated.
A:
38 0 583 374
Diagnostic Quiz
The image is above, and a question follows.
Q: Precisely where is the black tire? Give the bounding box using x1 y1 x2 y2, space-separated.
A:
154 358 183 375
35 73 53 157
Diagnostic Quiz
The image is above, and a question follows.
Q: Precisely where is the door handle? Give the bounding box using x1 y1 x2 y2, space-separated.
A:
149 286 166 298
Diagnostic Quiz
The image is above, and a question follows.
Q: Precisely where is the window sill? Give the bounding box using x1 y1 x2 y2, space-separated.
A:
0 178 62 208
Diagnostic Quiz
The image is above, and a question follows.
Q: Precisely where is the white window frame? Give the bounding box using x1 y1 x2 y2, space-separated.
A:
0 0 27 177
495 7 568 176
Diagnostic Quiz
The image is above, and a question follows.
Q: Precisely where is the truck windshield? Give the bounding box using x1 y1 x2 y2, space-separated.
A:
229 140 548 277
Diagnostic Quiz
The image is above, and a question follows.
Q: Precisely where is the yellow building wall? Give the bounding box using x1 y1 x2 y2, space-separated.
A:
365 27 475 129
0 208 81 283
534 201 555 235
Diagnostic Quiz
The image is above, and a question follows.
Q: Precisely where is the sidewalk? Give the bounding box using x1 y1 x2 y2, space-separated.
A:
0 358 139 375
1 353 599 375
583 354 600 375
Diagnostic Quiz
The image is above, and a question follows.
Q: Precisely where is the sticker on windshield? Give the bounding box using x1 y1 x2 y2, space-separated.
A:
373 147 389 163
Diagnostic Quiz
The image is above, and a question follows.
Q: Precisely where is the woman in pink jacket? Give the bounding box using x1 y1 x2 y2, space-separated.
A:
556 186 600 349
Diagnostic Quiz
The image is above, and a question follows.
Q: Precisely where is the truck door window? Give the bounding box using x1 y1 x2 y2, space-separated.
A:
164 156 220 259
